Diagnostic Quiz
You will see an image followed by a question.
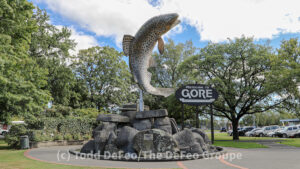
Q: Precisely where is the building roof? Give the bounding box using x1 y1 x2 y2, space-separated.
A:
280 119 300 122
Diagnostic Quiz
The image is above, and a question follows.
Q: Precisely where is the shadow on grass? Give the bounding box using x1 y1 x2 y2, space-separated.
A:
0 139 13 150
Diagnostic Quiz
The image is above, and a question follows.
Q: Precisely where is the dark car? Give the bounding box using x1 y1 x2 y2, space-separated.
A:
220 127 227 132
238 126 255 136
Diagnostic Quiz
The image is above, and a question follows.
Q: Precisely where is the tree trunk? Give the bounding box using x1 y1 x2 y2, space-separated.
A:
232 118 239 140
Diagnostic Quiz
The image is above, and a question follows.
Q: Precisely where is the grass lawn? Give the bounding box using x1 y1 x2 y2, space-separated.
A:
277 138 300 147
209 132 283 148
0 139 108 169
208 132 282 141
213 141 268 148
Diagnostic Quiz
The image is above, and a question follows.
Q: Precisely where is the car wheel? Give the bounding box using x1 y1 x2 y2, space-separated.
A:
295 135 300 138
283 134 288 138
259 133 263 137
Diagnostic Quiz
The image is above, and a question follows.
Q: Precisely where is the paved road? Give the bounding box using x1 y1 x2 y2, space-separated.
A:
25 143 300 169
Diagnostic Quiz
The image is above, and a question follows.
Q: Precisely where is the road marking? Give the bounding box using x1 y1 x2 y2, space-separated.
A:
177 161 188 169
219 154 248 169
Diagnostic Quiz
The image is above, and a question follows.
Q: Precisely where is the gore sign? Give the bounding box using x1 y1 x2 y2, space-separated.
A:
175 84 218 105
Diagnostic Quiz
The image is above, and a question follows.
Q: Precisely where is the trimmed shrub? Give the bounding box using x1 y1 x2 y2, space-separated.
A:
5 124 28 148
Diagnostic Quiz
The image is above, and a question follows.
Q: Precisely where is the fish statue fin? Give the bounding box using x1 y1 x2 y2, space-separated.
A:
148 56 157 68
122 35 134 56
158 37 164 54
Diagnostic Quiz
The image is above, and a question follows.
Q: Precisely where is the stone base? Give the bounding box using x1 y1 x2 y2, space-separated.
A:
80 104 221 161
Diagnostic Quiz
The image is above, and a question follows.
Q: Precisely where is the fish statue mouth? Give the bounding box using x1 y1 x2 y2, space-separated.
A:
171 18 181 29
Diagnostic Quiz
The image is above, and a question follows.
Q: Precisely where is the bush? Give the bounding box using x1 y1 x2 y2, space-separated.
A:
5 124 28 148
73 133 82 141
83 134 91 140
64 133 73 141
53 133 63 141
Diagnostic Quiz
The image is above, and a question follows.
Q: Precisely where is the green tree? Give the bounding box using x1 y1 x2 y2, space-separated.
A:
29 8 77 107
276 38 300 118
72 46 137 111
180 37 297 140
0 0 50 123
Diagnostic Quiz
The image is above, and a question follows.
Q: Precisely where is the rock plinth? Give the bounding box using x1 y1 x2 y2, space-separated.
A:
132 129 179 155
135 109 168 119
97 114 130 123
81 104 218 158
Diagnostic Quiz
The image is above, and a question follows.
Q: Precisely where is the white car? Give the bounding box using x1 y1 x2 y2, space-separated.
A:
0 128 8 135
277 126 300 138
245 128 261 137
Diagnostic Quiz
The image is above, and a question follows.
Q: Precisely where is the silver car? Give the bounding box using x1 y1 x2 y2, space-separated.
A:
245 128 261 137
277 126 300 138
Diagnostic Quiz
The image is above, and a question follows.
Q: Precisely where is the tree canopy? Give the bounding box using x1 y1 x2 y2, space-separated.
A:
180 37 298 140
0 0 50 123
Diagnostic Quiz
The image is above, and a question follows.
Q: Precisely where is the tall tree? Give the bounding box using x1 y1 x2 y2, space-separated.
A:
0 0 50 122
72 46 137 111
29 8 78 107
180 37 296 140
276 38 300 118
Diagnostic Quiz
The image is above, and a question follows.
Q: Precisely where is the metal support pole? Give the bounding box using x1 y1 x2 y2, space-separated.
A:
196 106 199 128
138 88 144 112
210 104 214 144
181 103 184 130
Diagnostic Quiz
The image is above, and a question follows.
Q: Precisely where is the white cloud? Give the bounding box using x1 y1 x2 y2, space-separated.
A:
39 0 300 45
56 26 99 55
68 27 99 55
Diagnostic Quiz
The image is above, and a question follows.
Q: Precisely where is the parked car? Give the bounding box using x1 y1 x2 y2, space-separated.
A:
0 128 8 136
254 126 278 137
227 127 242 136
276 126 300 138
245 128 261 137
267 127 285 137
293 127 300 138
238 126 255 136
220 127 227 132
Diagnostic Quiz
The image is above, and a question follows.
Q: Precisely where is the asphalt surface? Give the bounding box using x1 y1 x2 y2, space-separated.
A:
25 143 300 169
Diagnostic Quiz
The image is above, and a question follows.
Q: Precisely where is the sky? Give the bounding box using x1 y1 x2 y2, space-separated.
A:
31 0 300 56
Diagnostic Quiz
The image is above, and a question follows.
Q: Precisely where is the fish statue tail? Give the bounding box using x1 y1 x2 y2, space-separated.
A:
152 87 175 97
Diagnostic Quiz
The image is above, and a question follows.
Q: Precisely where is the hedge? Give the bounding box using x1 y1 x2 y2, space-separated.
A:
5 117 96 148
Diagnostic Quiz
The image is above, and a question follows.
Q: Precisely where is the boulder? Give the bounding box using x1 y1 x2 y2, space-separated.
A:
170 118 179 134
116 126 139 153
192 133 208 152
133 119 152 131
173 129 203 154
191 128 211 144
136 109 168 119
96 114 130 123
92 122 116 138
132 129 179 155
154 117 172 134
104 132 121 154
80 140 95 154
120 111 137 123
94 130 112 154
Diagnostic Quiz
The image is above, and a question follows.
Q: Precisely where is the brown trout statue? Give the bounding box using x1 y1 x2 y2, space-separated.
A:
122 13 180 97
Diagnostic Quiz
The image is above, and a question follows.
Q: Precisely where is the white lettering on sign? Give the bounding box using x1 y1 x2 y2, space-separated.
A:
181 88 213 99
